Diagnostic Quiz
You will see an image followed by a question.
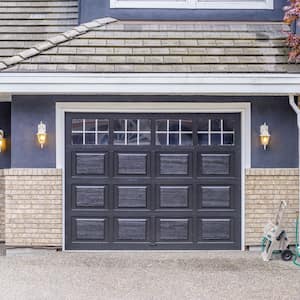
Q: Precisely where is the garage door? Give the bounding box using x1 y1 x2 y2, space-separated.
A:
65 113 241 250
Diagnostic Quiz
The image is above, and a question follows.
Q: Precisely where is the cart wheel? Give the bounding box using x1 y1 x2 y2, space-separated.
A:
281 250 294 261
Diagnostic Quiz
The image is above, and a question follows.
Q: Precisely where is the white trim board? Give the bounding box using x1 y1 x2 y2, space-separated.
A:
1 73 300 95
0 93 11 102
110 0 273 9
56 102 251 251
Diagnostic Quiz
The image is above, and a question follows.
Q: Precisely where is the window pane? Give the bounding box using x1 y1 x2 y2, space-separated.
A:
114 133 126 145
97 119 109 132
140 119 151 131
211 133 221 145
156 120 167 131
169 133 179 145
72 133 83 144
85 119 96 131
114 119 125 131
211 119 221 131
181 134 193 145
223 120 234 131
223 133 234 145
169 120 179 131
198 119 208 131
156 133 167 145
85 133 96 145
72 119 83 131
127 119 137 131
181 120 192 132
128 133 138 145
139 133 151 145
97 133 109 145
198 133 208 145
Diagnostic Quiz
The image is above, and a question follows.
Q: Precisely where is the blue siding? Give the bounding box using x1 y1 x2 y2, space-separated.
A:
11 97 56 168
10 95 298 169
79 0 285 23
0 102 11 169
251 99 298 168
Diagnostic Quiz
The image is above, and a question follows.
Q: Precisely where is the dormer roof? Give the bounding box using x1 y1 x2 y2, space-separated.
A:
0 11 298 73
0 0 78 61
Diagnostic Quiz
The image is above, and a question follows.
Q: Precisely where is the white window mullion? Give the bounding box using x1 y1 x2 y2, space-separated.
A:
137 119 140 145
179 120 182 145
208 119 211 146
95 119 98 145
167 120 170 145
221 119 223 146
83 119 86 145
125 119 128 145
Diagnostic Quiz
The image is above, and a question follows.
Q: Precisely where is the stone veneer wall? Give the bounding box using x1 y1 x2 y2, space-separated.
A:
245 169 299 246
4 169 62 247
0 168 299 248
0 171 4 242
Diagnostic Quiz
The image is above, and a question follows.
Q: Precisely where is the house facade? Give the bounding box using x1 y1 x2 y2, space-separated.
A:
0 0 299 251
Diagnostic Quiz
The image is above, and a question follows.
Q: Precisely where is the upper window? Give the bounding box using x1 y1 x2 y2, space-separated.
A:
110 0 273 9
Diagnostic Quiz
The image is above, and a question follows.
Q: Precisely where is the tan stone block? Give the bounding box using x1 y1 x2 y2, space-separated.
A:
3 169 62 247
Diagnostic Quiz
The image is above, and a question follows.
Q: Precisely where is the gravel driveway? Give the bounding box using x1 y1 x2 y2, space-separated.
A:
0 249 299 300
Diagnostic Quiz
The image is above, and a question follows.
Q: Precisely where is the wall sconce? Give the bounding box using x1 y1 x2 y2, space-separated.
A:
37 121 47 149
0 130 6 153
260 122 271 150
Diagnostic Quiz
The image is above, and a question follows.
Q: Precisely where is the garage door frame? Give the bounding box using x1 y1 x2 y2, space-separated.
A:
56 102 251 251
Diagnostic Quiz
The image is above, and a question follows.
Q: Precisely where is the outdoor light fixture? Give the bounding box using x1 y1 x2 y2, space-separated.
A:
37 121 47 149
0 130 6 153
260 122 271 150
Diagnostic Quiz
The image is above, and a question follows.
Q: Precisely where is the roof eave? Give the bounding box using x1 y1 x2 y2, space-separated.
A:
0 72 299 96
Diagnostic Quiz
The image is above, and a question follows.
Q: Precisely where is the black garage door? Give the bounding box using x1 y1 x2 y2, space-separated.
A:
65 113 241 250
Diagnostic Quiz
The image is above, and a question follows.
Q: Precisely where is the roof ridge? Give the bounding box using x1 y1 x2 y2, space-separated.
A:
0 17 117 71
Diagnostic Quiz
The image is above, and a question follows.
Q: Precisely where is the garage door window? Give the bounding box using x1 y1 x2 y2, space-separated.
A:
156 119 193 146
113 119 151 145
71 118 235 146
71 119 109 145
198 119 235 146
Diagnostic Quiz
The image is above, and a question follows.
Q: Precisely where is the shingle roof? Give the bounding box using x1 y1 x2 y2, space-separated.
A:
1 19 299 73
0 0 78 60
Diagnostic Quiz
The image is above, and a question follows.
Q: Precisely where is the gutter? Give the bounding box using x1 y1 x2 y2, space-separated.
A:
0 73 300 95
289 94 300 247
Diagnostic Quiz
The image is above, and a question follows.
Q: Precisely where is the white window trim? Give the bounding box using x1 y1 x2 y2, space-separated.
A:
110 0 273 10
56 102 251 252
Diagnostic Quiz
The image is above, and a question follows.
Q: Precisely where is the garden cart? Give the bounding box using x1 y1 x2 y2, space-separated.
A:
261 200 293 262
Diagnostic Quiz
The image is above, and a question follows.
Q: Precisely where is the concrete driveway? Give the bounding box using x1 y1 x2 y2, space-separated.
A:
0 250 299 300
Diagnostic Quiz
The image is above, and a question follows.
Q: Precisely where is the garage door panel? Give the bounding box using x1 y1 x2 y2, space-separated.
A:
199 153 232 176
73 218 107 241
74 152 108 176
200 218 233 241
66 112 241 250
115 185 149 208
158 218 191 241
199 185 231 209
116 153 149 175
158 153 192 176
74 185 107 208
158 185 191 208
115 218 149 241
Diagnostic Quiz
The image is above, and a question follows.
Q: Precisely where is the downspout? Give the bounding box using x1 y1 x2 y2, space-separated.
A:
289 94 300 247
